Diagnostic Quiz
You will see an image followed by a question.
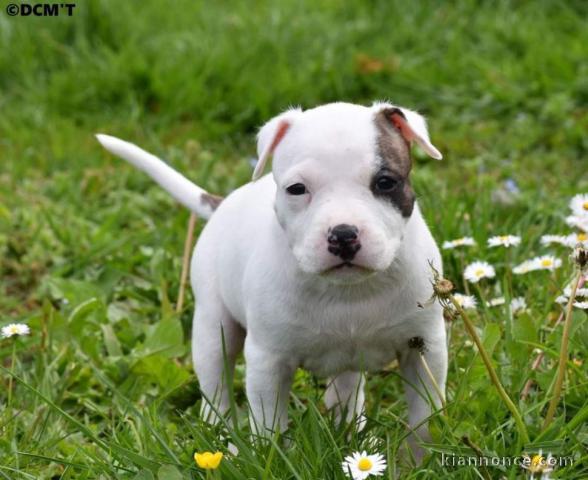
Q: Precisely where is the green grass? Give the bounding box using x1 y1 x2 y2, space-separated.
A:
1 0 588 478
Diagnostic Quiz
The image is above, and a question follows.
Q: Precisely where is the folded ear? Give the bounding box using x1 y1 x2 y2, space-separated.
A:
373 103 442 160
253 107 302 181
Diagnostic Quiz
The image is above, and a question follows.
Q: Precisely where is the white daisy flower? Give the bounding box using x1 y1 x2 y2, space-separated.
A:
555 295 568 305
1 323 31 338
442 237 476 250
513 260 535 275
562 286 588 298
566 215 588 233
488 235 521 248
540 235 568 246
574 301 588 310
510 297 527 314
569 193 588 217
564 232 588 248
464 261 495 283
452 293 478 310
532 255 562 271
488 296 506 307
342 451 387 479
521 450 554 476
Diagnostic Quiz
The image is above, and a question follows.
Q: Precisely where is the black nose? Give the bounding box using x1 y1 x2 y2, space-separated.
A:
327 224 361 261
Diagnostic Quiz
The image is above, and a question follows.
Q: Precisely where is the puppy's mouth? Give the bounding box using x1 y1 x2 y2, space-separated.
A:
333 262 357 269
324 262 375 274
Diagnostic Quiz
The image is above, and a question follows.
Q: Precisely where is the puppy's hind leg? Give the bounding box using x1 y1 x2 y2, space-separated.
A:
192 303 245 425
399 335 447 464
324 371 366 431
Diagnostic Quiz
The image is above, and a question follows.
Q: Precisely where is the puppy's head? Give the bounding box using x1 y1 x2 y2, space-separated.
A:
255 102 442 284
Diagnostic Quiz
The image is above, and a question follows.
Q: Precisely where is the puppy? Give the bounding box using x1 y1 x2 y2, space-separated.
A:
97 101 447 459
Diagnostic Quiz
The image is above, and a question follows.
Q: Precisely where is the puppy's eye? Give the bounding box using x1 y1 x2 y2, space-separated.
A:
374 176 399 192
286 183 307 195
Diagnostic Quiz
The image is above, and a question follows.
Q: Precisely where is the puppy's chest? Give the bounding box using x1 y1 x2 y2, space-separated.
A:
298 323 402 375
280 298 416 375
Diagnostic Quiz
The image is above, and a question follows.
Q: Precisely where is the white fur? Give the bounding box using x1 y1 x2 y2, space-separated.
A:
98 102 447 461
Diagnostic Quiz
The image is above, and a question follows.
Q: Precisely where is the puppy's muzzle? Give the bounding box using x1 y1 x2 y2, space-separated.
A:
327 224 361 261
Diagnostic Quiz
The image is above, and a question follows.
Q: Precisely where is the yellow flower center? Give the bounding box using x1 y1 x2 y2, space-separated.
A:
529 454 545 473
500 236 509 242
475 268 485 277
578 233 587 242
8 326 19 334
358 458 373 471
541 259 553 267
582 201 588 211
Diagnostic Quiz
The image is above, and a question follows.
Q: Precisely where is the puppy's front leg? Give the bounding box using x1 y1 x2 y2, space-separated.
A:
244 337 296 437
399 333 447 463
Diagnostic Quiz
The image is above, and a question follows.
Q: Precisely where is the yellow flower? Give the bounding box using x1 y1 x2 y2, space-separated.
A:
194 451 223 470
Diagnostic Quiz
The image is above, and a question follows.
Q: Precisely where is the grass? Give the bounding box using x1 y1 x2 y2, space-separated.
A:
1 0 588 478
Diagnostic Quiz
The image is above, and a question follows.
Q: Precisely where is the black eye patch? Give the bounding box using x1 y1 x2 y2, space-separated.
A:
370 169 415 217
373 175 400 193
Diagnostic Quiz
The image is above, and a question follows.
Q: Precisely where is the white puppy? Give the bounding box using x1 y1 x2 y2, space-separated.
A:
97 101 447 458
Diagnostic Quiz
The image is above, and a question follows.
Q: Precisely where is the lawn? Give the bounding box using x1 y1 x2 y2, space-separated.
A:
1 0 588 478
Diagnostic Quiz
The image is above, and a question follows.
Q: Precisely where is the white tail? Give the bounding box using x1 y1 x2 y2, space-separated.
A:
96 134 221 220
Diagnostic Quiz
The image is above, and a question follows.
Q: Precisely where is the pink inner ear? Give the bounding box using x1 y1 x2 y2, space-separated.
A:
269 121 291 154
388 112 416 143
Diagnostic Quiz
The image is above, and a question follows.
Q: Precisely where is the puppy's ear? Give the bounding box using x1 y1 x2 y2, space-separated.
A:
253 108 302 181
374 103 442 160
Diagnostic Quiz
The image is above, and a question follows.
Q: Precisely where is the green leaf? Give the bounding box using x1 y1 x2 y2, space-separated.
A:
157 464 183 480
482 323 501 355
101 323 123 357
138 317 185 358
132 354 190 392
133 470 155 480
513 313 536 344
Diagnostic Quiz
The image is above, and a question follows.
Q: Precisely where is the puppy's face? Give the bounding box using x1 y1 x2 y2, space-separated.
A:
255 102 441 283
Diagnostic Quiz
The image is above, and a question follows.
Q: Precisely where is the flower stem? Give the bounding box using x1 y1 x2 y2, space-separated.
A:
542 270 583 431
8 341 16 408
419 353 446 409
176 212 198 313
449 294 530 446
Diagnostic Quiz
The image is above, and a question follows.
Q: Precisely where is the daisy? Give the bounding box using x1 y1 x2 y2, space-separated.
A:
555 295 568 305
569 193 588 217
540 234 567 246
442 237 476 250
342 451 387 479
510 297 527 314
487 296 506 307
464 261 495 283
562 286 588 298
563 232 588 249
521 450 555 476
532 255 562 271
566 215 588 232
488 235 521 248
513 260 535 275
1 323 31 339
452 293 478 310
